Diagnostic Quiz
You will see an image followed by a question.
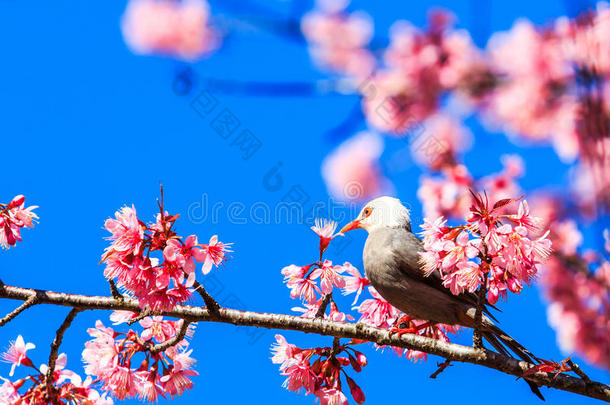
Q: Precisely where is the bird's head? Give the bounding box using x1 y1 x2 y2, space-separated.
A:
340 196 411 234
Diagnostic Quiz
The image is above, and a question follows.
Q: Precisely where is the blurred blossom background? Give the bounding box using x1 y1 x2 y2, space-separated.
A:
0 0 609 404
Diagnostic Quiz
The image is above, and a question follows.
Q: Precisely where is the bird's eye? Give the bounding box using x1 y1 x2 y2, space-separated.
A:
363 207 372 217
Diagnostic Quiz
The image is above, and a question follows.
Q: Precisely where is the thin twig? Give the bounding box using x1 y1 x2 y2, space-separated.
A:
127 310 151 326
193 280 221 316
430 359 452 379
45 308 80 402
0 295 38 327
568 359 592 383
1 283 609 402
150 321 191 354
473 271 489 349
108 279 123 300
330 336 341 358
315 294 332 318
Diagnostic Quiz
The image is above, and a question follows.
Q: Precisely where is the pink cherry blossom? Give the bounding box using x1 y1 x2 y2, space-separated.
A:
301 1 375 78
480 155 525 204
311 260 346 294
271 335 298 368
316 387 349 405
282 264 307 279
121 0 220 61
292 299 355 321
1 335 35 376
104 205 144 254
311 218 342 255
538 219 610 370
109 310 138 325
281 359 317 393
0 378 21 403
0 195 38 249
271 334 367 403
355 286 401 328
0 340 113 405
322 131 393 202
361 70 437 134
341 262 370 304
83 315 198 400
420 194 552 301
328 301 355 322
508 200 541 232
283 264 322 304
440 231 479 272
102 198 231 311
291 301 321 318
550 220 583 256
288 276 321 304
200 235 232 274
417 164 472 220
412 114 472 170
139 316 194 344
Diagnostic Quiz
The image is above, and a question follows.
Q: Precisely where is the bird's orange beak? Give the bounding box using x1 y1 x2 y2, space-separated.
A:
340 219 362 233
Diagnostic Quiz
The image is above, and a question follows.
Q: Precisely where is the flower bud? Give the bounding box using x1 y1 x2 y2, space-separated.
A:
346 375 365 404
8 195 24 209
354 351 367 367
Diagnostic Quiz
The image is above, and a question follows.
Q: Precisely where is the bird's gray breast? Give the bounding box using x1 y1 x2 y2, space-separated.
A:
362 228 464 325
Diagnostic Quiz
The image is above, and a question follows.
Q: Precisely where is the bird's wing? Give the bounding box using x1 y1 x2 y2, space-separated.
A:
390 229 499 317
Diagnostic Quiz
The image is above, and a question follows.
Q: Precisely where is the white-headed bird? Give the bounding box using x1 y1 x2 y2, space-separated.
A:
341 196 544 399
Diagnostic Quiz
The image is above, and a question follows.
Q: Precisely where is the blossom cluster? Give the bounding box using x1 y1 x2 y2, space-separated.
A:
0 195 38 249
281 218 361 320
271 334 367 405
417 155 524 220
276 217 462 403
0 335 112 404
530 198 610 370
121 0 220 61
419 194 552 304
301 0 375 78
306 3 610 211
304 2 609 151
322 132 392 202
82 313 198 401
101 200 231 311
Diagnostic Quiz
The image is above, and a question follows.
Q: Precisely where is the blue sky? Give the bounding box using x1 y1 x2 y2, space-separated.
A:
0 0 607 404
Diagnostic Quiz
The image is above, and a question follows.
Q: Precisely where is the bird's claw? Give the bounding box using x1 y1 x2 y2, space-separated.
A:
389 316 435 338
389 315 418 337
389 326 418 337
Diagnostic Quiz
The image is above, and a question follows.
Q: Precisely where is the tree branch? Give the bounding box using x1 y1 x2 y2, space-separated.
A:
107 279 123 300
0 295 38 327
315 294 332 318
45 308 80 401
193 280 221 317
568 359 592 384
126 310 151 326
430 359 452 379
473 271 488 349
150 321 191 354
0 283 608 402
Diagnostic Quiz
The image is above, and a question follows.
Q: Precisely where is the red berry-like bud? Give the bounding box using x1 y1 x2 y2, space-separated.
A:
355 351 367 367
346 375 365 404
8 195 25 209
348 354 361 372
336 356 350 367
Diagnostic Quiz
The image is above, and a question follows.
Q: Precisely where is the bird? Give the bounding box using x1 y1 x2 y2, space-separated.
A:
340 196 544 400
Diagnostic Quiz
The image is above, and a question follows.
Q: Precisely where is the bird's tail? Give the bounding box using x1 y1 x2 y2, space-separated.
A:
482 321 545 401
